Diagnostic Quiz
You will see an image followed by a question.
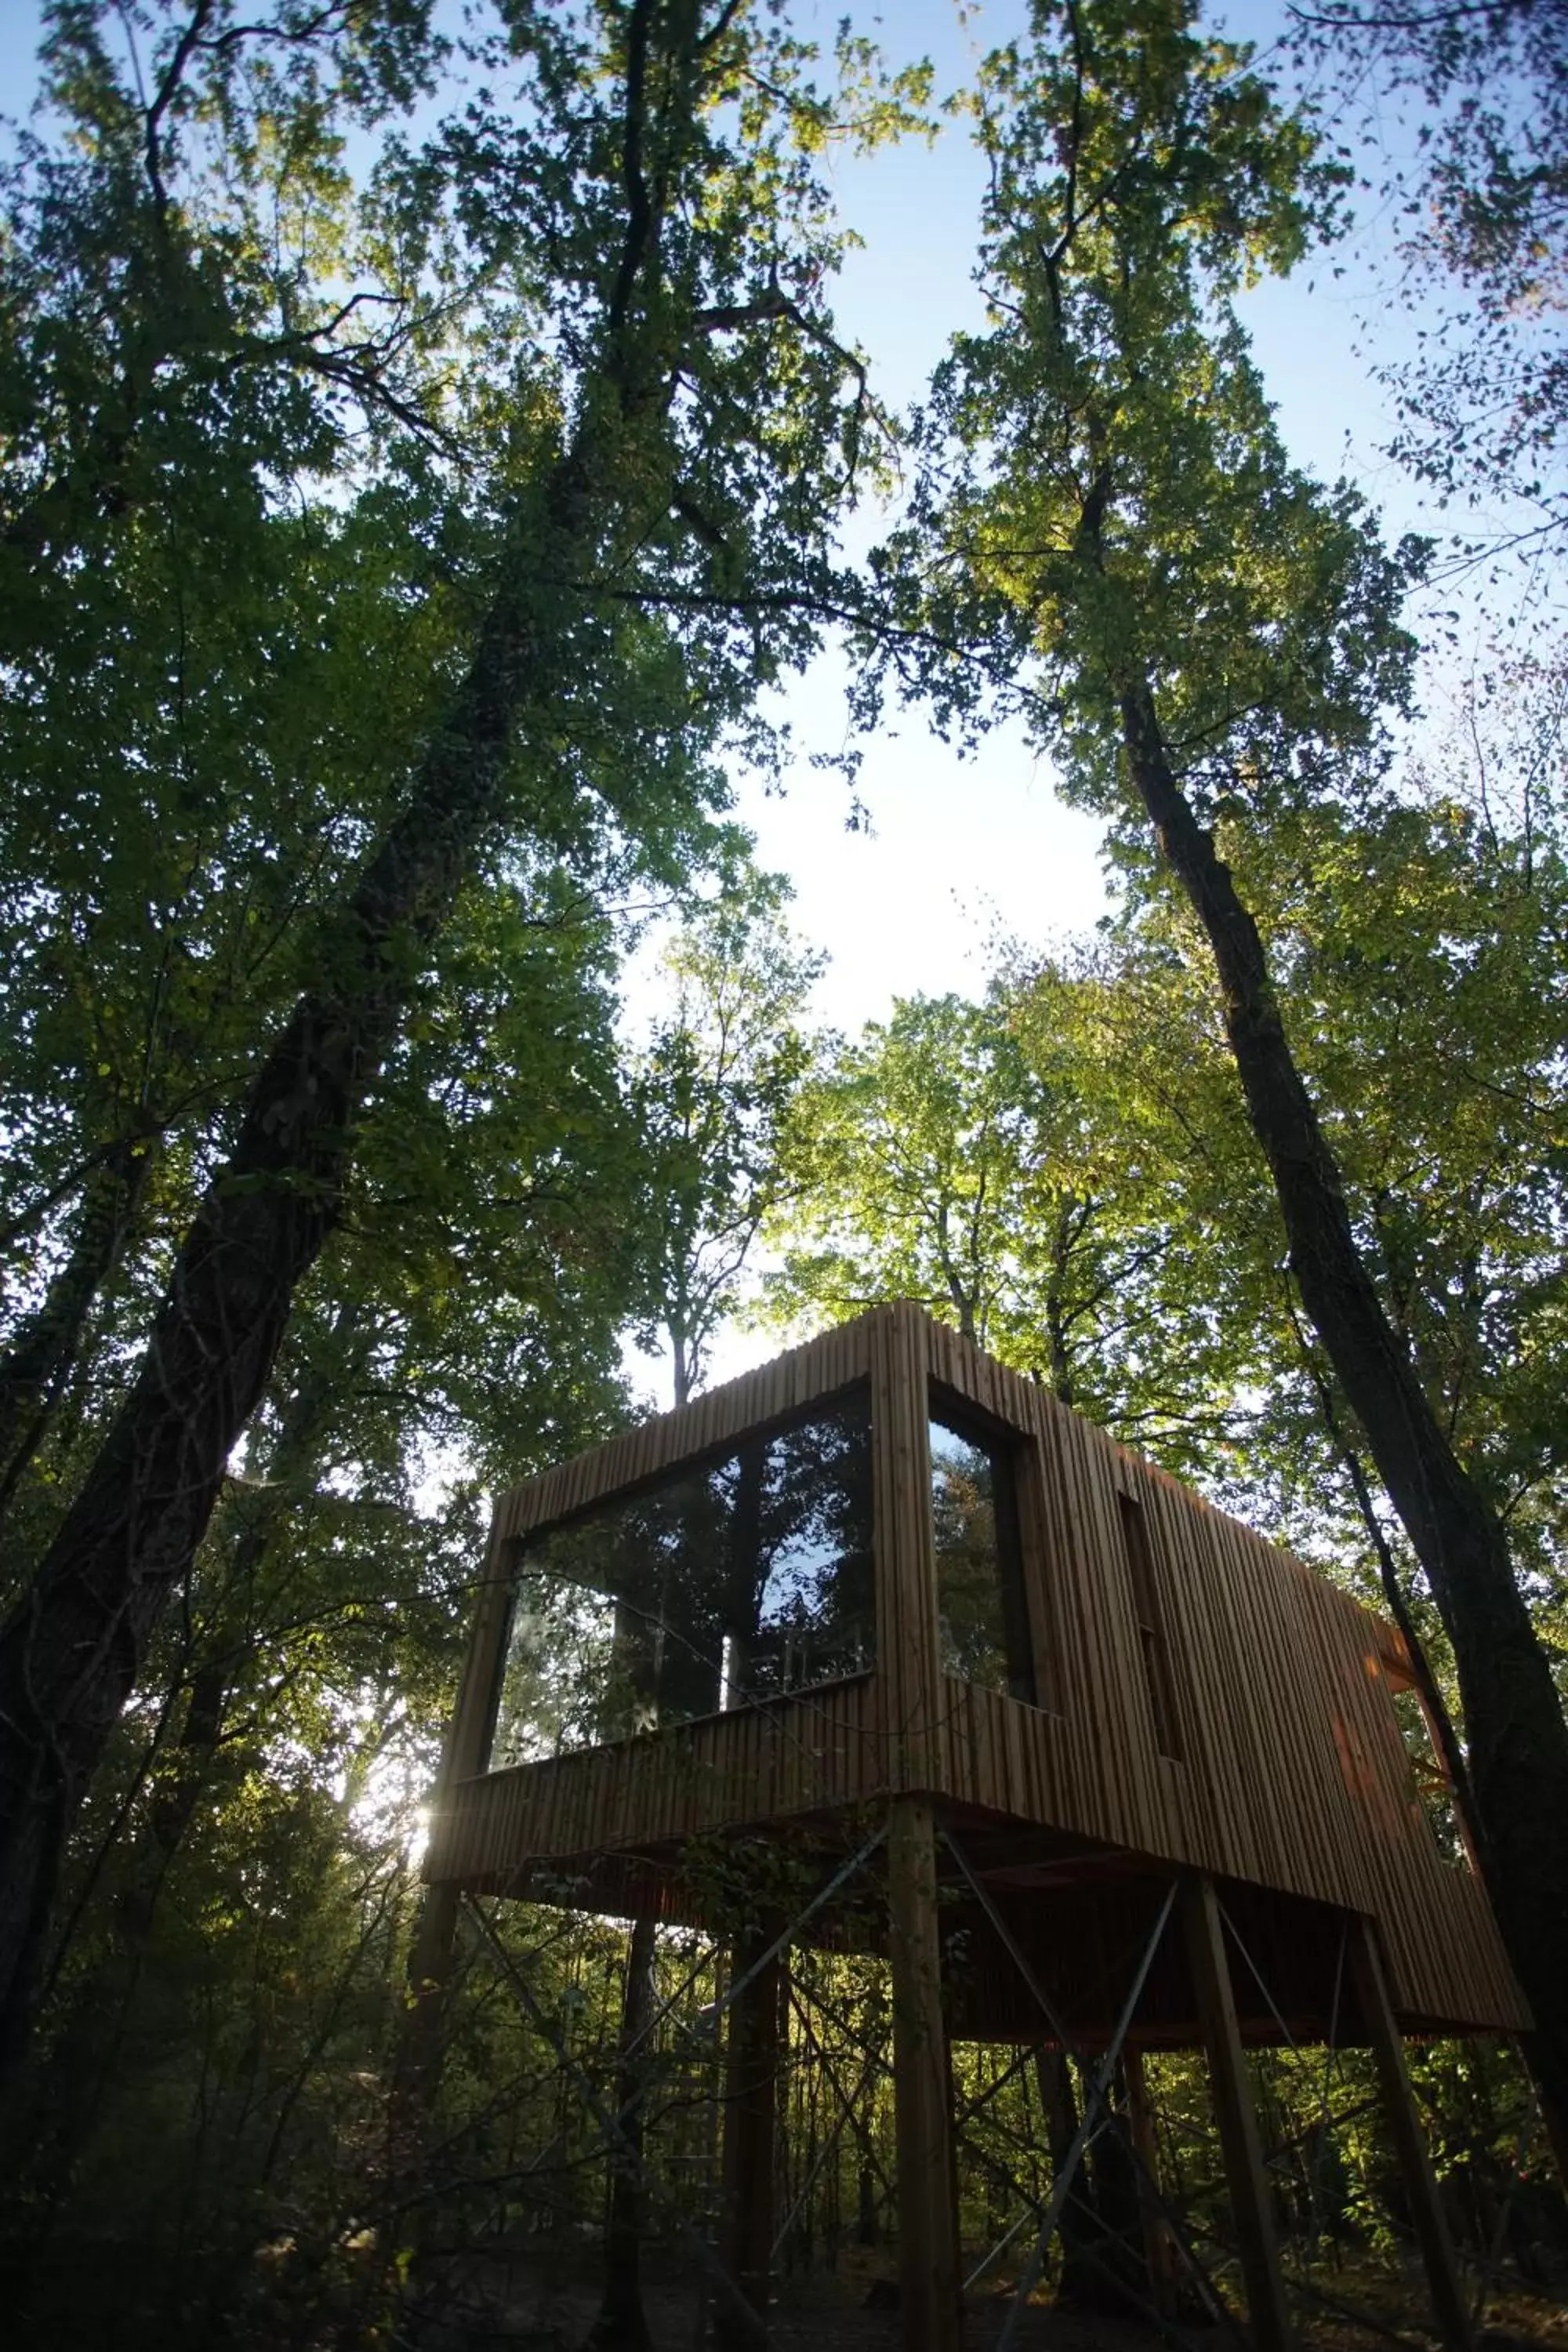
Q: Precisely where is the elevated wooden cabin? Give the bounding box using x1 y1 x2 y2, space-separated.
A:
423 1302 1526 2351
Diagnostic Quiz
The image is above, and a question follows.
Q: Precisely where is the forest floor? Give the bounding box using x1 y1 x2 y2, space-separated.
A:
412 2240 1568 2351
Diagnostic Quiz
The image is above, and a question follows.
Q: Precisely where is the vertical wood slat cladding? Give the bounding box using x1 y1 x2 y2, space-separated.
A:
917 1305 1522 2031
436 1676 883 1887
872 1308 942 1789
426 1303 1525 2034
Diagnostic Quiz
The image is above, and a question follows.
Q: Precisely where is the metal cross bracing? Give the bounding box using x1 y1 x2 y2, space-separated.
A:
400 1822 902 2345
394 1795 1544 2352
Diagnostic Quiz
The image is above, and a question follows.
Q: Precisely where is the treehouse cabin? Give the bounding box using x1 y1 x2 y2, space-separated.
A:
423 1302 1526 2352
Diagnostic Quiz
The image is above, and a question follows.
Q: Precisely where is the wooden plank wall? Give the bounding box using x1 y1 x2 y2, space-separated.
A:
425 1301 1525 2034
919 1308 1524 2031
434 1675 884 1888
870 1307 943 1789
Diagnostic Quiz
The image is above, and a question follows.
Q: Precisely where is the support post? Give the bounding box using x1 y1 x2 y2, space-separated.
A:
1123 2045 1179 2317
1348 1913 1472 2352
887 1796 960 2352
1182 1874 1293 2352
715 1923 784 2350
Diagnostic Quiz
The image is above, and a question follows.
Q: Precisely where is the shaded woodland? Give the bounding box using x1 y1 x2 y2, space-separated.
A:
0 0 1565 2345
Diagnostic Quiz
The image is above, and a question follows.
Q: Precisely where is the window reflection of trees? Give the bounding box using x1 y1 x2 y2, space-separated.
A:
488 1393 873 1768
930 1414 1033 1702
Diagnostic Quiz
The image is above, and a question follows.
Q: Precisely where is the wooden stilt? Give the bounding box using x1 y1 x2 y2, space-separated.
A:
1348 1914 1472 2352
714 1924 784 2350
887 1796 960 2352
1182 1874 1293 2352
1123 2045 1179 2315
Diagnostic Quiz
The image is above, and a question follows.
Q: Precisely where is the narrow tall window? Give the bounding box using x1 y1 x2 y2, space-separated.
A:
930 1406 1035 1704
1118 1490 1183 1762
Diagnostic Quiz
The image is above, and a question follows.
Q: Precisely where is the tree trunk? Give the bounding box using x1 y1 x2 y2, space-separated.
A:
588 1912 659 2351
0 1133 151 1534
1084 2064 1152 2307
3 1308 365 2268
1117 673 1568 2176
103 1327 354 1959
1033 2046 1105 2303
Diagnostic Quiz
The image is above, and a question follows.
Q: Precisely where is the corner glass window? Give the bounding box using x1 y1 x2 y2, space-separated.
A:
930 1408 1034 1702
487 1391 873 1767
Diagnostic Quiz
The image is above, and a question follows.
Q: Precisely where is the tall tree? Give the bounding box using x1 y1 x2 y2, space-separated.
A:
0 484 477 1570
630 869 825 1409
0 858 659 2334
763 987 1254 1467
0 0 917 2052
874 0 1568 2163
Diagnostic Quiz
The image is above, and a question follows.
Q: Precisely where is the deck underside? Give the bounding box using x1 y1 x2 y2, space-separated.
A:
440 1798 1498 2048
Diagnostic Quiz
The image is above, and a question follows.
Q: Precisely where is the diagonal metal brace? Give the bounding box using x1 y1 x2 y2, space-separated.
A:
943 1835 1237 2332
996 1879 1179 2350
622 1820 888 2069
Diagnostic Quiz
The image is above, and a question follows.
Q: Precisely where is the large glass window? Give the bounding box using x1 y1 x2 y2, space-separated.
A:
487 1392 874 1768
929 1407 1035 1702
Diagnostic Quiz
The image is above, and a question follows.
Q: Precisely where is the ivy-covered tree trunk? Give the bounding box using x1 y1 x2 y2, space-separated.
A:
104 1324 355 1958
0 0 887 2092
0 540 575 2056
1117 674 1568 2175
